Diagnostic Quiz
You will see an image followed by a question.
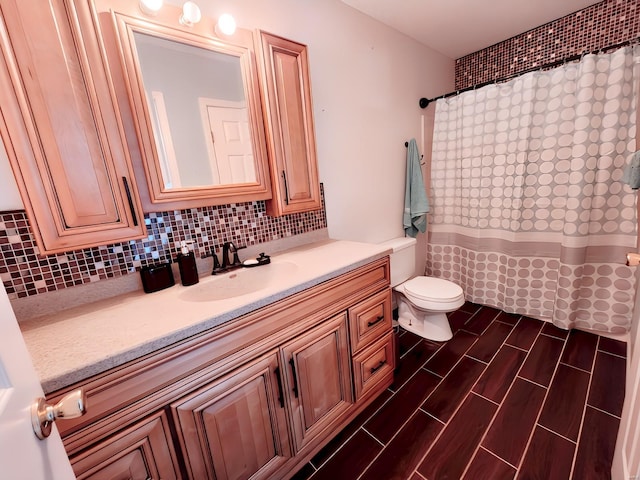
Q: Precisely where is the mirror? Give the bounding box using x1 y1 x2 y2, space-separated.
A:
108 3 271 206
134 32 256 188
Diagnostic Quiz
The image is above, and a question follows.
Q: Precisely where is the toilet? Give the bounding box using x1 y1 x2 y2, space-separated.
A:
381 237 465 342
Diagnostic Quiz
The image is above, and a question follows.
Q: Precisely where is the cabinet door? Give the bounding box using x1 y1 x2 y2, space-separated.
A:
258 31 321 217
70 411 180 480
281 312 353 452
172 351 291 480
0 0 145 254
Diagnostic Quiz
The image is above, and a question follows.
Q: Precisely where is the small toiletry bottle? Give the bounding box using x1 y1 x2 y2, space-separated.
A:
177 241 199 286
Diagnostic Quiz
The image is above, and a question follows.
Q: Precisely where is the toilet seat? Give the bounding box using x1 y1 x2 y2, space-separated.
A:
398 276 464 310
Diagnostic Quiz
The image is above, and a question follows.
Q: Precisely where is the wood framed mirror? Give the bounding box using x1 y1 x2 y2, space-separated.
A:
97 0 271 209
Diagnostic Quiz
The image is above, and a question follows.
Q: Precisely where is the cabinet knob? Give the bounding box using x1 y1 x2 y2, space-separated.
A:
31 389 87 440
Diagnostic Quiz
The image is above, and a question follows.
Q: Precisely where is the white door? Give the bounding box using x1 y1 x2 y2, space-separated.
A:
199 98 256 184
613 265 640 479
0 282 74 479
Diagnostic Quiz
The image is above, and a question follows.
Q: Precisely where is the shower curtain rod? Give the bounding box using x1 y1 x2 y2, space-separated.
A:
418 36 640 109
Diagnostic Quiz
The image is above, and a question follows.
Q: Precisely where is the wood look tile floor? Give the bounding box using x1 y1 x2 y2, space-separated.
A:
292 302 626 480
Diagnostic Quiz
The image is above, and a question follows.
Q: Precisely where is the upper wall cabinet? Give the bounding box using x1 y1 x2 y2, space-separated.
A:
95 0 272 211
0 0 146 254
257 31 322 217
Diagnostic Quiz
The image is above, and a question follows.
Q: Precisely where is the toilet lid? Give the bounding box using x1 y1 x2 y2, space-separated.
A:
403 277 464 302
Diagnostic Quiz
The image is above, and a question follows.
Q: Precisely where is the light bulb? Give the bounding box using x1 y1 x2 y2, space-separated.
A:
139 0 163 16
180 1 202 26
216 13 236 36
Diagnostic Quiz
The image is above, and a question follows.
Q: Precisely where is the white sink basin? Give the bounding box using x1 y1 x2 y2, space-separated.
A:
178 262 299 302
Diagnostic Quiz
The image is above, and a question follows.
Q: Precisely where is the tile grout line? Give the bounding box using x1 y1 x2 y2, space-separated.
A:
411 309 515 479
456 392 507 480
512 327 572 475
588 403 623 421
357 318 486 478
480 445 520 471
353 338 458 480
361 426 385 447
308 382 401 471
390 340 446 393
304 463 318 478
598 349 627 361
456 318 529 479
299 308 625 480
537 423 579 445
401 321 492 479
596 349 626 360
318 332 452 472
567 334 600 479
516 374 551 391
355 410 445 480
559 350 599 374
464 352 490 365
476 317 552 476
421 331 481 379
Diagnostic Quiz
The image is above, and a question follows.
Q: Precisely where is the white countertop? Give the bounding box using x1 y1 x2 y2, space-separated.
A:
20 240 390 393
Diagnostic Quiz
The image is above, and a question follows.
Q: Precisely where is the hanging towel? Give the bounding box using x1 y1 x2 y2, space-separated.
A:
623 150 640 189
403 138 430 237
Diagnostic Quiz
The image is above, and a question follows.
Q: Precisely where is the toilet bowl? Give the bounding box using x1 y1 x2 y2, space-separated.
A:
380 237 464 342
394 276 464 342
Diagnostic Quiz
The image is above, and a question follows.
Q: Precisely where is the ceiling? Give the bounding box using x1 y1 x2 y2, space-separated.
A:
340 0 603 58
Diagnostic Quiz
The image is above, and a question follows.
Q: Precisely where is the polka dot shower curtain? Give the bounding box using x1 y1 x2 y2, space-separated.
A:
428 45 640 334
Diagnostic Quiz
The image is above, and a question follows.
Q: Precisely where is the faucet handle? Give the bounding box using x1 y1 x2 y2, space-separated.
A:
212 249 221 270
204 247 222 274
231 245 246 266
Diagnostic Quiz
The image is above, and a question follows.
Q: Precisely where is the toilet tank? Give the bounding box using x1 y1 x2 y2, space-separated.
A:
379 237 417 287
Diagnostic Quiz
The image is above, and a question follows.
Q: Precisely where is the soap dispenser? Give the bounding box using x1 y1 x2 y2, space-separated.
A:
177 241 199 286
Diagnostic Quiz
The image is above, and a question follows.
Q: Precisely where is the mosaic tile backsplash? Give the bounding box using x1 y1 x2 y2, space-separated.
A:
0 186 327 300
455 0 640 90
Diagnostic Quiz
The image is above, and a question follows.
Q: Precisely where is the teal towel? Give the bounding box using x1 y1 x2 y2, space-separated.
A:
623 150 640 189
403 139 430 237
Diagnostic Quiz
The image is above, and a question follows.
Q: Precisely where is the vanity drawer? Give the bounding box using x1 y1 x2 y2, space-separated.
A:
70 411 179 480
352 332 395 400
348 289 392 353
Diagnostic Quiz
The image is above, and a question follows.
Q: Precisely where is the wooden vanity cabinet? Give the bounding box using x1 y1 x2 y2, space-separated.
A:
348 289 395 400
281 312 353 452
257 31 322 217
51 257 393 480
172 350 291 480
0 0 146 254
70 411 180 480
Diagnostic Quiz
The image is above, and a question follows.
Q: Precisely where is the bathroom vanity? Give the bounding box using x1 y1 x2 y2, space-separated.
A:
21 241 394 480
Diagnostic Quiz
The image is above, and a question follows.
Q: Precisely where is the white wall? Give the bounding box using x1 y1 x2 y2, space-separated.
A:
190 0 454 243
0 137 23 210
0 0 454 243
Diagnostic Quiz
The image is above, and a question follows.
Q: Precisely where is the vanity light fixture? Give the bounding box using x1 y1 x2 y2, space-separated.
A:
179 1 202 26
216 13 237 36
138 0 163 16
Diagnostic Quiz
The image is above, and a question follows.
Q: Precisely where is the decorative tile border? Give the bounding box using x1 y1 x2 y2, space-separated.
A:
455 0 640 89
0 186 327 299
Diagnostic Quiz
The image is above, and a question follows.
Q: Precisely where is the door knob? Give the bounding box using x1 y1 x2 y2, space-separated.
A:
627 252 640 266
31 389 87 440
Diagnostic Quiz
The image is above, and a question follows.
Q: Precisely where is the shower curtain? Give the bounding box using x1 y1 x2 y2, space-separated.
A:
427 46 640 334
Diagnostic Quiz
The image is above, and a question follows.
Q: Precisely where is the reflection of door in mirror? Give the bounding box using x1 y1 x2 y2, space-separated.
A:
199 98 256 185
149 91 181 189
134 31 249 189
